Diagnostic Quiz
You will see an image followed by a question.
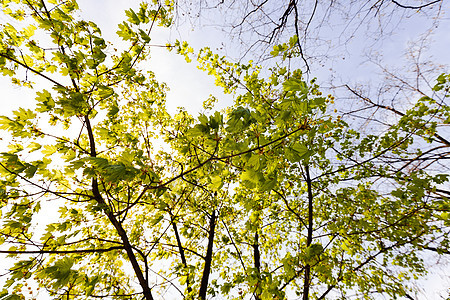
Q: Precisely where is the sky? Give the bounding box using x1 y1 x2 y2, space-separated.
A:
0 0 233 123
1 0 449 299
77 0 233 116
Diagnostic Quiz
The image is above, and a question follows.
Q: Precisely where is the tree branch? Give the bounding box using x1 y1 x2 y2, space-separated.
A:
0 53 66 88
171 215 192 294
391 0 441 9
0 246 124 255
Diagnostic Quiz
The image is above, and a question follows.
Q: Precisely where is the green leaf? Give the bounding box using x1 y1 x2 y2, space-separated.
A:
261 290 272 300
313 97 325 107
126 9 141 25
24 163 37 178
247 154 260 170
210 176 223 190
240 169 264 189
240 169 258 184
260 176 277 192
40 257 75 288
117 22 133 40
292 143 309 157
28 142 42 152
119 150 135 167
179 275 188 285
151 214 164 225
85 276 99 297
283 78 308 94
107 105 119 117
0 116 13 130
138 29 151 42
97 86 114 100
35 90 54 112
104 164 137 182
13 107 35 120
287 142 312 162
41 145 57 156
221 283 232 294
306 243 323 259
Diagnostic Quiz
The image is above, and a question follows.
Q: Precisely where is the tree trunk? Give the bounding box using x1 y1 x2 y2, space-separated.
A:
199 210 217 300
302 165 314 300
85 116 154 300
253 231 261 300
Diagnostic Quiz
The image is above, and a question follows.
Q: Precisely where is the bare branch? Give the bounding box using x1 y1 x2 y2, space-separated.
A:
391 0 441 9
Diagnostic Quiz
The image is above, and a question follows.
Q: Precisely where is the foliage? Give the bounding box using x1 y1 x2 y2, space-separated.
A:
0 0 449 299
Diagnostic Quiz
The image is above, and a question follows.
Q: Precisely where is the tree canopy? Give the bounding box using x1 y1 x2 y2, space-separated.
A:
0 0 449 300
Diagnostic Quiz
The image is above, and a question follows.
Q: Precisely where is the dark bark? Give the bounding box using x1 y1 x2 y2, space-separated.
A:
391 0 441 9
253 232 261 272
253 231 261 300
424 246 450 255
199 210 217 300
302 165 314 300
171 217 193 293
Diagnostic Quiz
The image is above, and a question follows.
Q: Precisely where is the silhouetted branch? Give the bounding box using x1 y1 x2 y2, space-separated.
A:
391 0 441 9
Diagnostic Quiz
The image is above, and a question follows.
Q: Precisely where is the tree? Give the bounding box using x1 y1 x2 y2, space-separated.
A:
0 1 449 300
